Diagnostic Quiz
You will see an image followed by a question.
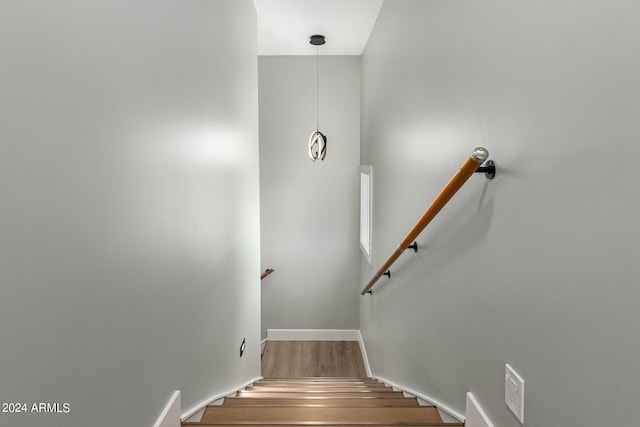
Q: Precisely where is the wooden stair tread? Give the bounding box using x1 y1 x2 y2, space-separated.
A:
258 377 380 384
252 383 388 388
184 425 463 427
236 391 406 399
223 397 421 407
182 377 461 427
256 381 383 387
258 378 380 382
201 406 443 424
244 386 394 393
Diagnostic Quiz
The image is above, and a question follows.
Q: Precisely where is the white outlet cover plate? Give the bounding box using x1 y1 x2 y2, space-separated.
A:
505 363 525 423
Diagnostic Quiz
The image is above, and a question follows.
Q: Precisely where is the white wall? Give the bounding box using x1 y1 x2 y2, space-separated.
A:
360 1 640 426
259 56 361 338
0 1 260 426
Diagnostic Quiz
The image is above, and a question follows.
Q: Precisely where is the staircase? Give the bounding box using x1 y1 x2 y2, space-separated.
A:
183 377 463 426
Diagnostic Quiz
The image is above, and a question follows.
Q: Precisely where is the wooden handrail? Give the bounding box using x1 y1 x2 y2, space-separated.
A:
360 147 491 295
261 268 275 280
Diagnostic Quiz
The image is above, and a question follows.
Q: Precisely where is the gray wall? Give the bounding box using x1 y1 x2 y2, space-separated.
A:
0 1 261 426
360 1 640 426
259 56 361 338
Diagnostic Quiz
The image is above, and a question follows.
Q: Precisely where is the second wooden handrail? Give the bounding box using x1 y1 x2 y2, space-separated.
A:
261 268 275 280
360 147 491 295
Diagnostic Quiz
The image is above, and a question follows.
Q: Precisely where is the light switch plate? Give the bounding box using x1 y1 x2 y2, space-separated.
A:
505 363 525 423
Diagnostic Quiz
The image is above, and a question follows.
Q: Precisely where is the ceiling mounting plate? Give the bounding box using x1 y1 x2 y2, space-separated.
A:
310 35 326 46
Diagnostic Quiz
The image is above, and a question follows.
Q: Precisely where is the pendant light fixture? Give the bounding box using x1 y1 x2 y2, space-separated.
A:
308 34 327 162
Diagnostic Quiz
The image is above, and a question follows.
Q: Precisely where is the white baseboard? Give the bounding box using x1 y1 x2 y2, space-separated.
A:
355 330 372 377
465 393 495 427
180 376 261 422
153 390 180 427
267 329 362 341
373 376 465 423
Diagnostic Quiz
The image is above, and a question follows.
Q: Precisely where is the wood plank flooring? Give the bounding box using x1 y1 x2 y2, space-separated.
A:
261 341 367 378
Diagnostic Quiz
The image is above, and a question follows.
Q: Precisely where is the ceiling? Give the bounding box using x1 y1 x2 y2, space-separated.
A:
253 0 385 55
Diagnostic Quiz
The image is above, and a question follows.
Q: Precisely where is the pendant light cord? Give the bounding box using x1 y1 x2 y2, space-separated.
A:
308 35 326 162
316 46 320 132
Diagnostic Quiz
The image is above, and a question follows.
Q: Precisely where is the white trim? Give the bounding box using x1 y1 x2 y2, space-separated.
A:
153 390 180 427
180 376 261 422
260 337 268 354
360 165 373 265
465 393 495 427
373 376 465 423
267 329 361 341
355 330 372 377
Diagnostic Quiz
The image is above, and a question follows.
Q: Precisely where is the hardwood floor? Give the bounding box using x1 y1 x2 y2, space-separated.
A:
261 341 367 378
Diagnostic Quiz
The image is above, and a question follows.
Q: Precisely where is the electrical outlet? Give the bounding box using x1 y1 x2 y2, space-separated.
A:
505 363 525 423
